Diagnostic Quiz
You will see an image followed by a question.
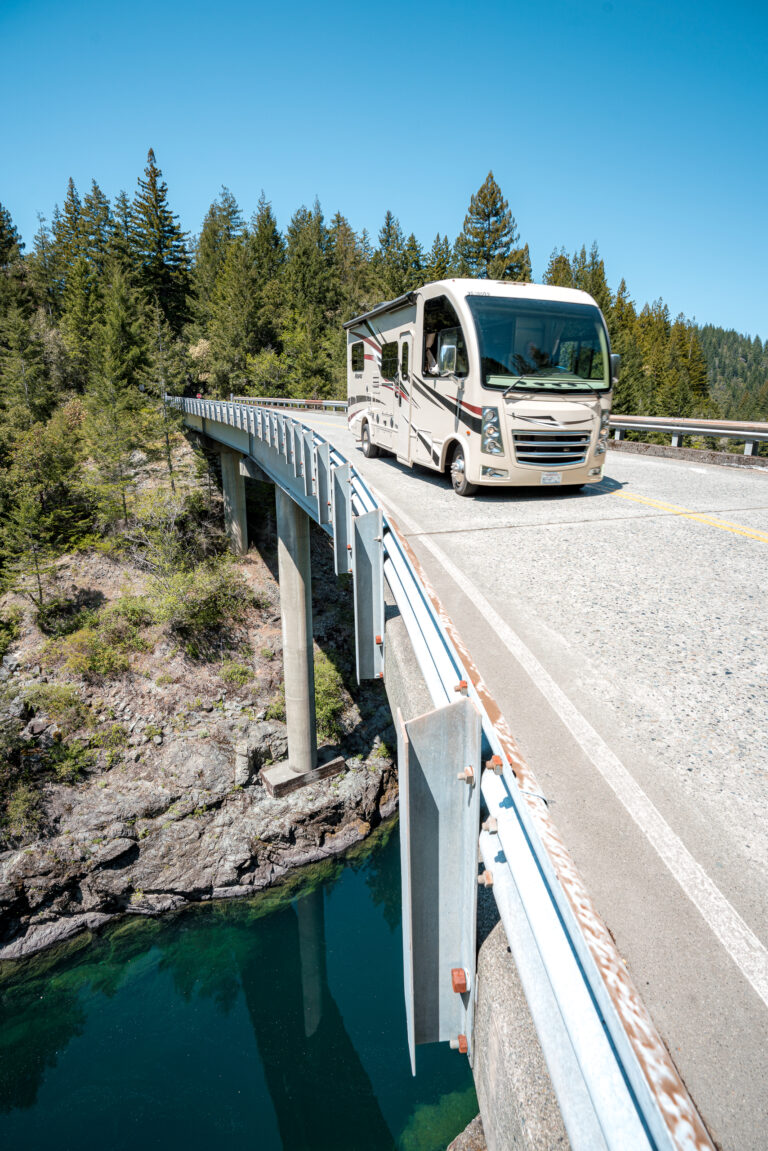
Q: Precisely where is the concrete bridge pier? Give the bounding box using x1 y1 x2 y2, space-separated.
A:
219 447 248 555
260 486 344 798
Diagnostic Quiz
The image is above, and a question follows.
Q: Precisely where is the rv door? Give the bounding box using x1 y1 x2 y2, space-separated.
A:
396 332 413 464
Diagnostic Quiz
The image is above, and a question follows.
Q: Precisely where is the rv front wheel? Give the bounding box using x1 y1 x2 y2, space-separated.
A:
450 444 477 497
361 422 380 458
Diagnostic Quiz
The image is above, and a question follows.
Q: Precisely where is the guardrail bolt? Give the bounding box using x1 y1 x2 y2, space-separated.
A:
451 967 469 994
478 870 493 887
486 755 503 775
481 816 498 834
457 765 475 785
454 680 468 695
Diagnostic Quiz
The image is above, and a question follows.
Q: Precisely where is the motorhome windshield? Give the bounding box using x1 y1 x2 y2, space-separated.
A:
466 296 610 393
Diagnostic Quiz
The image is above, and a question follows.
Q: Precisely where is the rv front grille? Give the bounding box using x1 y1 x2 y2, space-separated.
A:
512 431 591 467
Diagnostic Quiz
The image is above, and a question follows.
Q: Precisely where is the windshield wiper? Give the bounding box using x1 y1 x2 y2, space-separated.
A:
502 379 528 397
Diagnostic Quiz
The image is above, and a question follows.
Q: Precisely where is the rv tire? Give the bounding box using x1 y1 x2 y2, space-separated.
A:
361 422 380 458
449 444 477 497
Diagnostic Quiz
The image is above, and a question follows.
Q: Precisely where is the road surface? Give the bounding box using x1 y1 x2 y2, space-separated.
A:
300 411 768 1151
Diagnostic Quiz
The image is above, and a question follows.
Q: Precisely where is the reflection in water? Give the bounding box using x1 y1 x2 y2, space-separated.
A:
0 823 476 1150
241 890 393 1150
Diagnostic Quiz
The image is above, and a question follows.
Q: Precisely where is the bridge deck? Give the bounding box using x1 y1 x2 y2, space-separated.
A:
297 410 768 1151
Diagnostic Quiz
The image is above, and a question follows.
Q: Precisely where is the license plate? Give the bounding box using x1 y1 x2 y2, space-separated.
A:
540 472 562 485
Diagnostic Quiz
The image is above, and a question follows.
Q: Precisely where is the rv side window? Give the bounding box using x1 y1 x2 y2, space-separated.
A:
350 342 364 372
401 342 409 378
423 296 468 377
381 342 399 380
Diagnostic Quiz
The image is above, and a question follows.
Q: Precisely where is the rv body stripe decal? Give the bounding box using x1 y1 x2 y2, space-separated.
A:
410 374 483 435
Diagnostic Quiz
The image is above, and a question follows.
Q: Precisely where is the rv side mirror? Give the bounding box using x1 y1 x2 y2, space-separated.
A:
439 343 457 375
610 353 621 383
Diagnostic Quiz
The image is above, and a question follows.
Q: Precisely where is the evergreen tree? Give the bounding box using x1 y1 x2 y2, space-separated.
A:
130 149 191 333
207 236 261 393
59 254 99 389
454 172 528 279
86 267 150 520
424 233 453 282
543 247 574 288
0 307 53 433
80 180 112 278
109 190 135 271
194 186 244 325
402 233 425 291
372 211 406 298
28 215 58 320
572 243 611 314
51 178 86 305
0 203 28 317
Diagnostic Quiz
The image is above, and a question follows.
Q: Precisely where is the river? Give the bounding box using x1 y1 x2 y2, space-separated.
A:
0 820 477 1150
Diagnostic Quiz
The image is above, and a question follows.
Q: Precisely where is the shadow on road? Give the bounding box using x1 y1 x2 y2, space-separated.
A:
353 446 627 503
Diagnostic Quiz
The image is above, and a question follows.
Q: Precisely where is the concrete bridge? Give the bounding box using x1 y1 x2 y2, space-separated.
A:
175 396 768 1151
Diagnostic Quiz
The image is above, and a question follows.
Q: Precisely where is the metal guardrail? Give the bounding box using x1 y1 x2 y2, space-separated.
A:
229 394 348 413
171 395 714 1151
225 396 768 455
611 415 768 455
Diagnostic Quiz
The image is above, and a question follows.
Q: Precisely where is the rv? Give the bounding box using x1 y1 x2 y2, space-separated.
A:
344 279 618 496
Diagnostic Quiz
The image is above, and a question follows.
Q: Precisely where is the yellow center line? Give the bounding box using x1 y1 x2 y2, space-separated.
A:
615 492 768 542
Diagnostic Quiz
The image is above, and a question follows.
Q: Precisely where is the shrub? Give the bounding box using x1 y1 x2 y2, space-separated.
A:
36 596 98 637
314 650 346 742
24 684 89 735
157 559 250 645
47 739 96 782
107 596 155 628
0 607 21 658
220 659 253 687
265 684 286 723
5 783 43 841
59 629 131 681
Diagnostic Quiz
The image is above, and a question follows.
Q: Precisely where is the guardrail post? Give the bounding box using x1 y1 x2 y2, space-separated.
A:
220 447 248 555
261 486 344 798
671 432 683 448
745 439 758 456
613 428 625 442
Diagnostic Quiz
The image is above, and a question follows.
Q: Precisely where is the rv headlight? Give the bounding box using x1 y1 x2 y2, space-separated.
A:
481 407 504 455
600 410 611 430
595 440 607 455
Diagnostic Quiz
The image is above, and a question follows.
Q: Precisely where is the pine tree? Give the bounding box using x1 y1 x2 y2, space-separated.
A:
109 190 135 271
51 178 86 305
572 243 611 313
424 233 453 282
28 215 58 320
130 149 191 333
0 307 53 433
543 247 574 288
207 236 261 393
59 254 99 389
194 186 244 326
0 203 28 318
454 172 528 279
372 211 406 298
80 180 112 279
402 233 425 291
86 267 150 520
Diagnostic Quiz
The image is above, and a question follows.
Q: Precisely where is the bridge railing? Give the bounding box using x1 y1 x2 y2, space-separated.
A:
171 394 714 1151
610 415 768 455
225 396 767 455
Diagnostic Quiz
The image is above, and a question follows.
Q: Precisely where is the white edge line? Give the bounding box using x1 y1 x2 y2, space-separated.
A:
378 490 768 1011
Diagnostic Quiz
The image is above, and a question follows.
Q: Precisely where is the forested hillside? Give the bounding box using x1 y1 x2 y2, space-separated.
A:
0 154 766 610
696 325 768 420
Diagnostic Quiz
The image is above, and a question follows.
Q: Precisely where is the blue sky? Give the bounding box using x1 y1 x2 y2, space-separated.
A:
1 0 765 338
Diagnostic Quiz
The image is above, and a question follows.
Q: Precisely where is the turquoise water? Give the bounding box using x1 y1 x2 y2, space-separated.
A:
0 823 476 1150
